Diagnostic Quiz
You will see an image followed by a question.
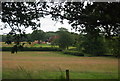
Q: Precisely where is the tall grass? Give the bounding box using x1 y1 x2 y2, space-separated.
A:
57 67 65 79
6 65 33 79
3 65 118 79
3 65 66 79
17 65 33 79
3 51 118 79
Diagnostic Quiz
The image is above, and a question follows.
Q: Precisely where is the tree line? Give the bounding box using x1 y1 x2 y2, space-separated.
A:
1 27 119 57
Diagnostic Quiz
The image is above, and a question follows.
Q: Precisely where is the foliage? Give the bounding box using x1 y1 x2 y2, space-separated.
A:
56 28 74 50
58 27 68 32
111 38 120 57
49 2 120 56
50 2 120 37
31 30 46 42
0 35 6 42
78 34 106 56
76 34 84 52
63 50 84 56
45 31 58 40
1 2 49 44
1 2 120 56
51 38 59 47
2 2 120 39
2 47 62 51
70 32 79 47
105 37 120 57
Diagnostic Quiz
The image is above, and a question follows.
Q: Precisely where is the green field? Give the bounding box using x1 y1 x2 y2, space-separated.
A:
1 42 76 49
2 51 118 79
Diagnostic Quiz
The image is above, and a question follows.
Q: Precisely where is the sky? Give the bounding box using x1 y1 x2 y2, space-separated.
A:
0 15 79 35
0 1 89 35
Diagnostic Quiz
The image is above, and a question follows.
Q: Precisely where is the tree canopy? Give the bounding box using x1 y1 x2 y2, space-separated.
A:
50 2 120 38
1 2 49 44
55 28 74 50
1 1 120 54
31 30 45 42
1 2 120 37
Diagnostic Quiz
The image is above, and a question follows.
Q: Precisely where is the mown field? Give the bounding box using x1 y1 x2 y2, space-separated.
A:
2 51 118 79
1 42 76 49
1 42 52 47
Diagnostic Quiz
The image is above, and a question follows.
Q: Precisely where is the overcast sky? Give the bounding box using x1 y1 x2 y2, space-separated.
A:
0 1 89 35
0 15 79 35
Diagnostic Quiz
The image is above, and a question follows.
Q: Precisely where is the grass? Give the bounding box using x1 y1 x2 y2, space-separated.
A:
2 51 118 79
33 44 52 47
1 42 76 49
1 42 54 48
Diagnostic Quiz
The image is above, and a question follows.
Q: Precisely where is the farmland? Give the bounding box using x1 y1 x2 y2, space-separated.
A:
1 1 120 80
2 51 118 79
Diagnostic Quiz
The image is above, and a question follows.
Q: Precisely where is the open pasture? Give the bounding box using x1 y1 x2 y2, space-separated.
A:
2 51 118 79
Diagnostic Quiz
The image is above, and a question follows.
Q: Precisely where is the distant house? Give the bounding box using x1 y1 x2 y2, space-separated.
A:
32 36 59 44
47 36 59 43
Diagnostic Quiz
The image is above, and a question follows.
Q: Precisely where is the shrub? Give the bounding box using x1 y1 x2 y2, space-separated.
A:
2 47 62 51
105 37 120 57
63 50 84 56
80 34 107 56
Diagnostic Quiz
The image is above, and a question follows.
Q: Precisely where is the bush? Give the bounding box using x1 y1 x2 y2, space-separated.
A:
105 37 120 57
2 47 62 51
80 34 107 56
63 50 84 56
